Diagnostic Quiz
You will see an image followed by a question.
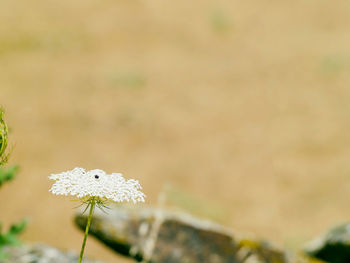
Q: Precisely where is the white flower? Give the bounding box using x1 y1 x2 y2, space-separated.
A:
49 168 145 203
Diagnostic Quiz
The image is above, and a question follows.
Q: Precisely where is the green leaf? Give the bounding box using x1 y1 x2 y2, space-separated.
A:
0 165 19 188
0 219 27 257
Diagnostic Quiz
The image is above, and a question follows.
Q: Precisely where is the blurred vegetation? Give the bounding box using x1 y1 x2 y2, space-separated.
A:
0 108 25 258
0 109 10 166
210 9 231 33
165 184 228 224
107 71 146 90
0 165 20 188
0 220 27 259
320 55 350 73
0 31 89 57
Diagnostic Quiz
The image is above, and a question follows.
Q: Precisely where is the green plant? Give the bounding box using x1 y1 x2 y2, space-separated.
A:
0 108 11 166
0 220 27 259
0 108 26 259
0 165 19 187
0 109 17 188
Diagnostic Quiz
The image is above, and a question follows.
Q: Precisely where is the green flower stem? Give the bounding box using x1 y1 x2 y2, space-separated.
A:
78 198 96 263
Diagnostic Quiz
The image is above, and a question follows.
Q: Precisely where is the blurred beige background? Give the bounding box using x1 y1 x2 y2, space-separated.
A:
1 0 350 262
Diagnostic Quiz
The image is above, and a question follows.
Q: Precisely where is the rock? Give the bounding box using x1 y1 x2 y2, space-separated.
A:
3 244 104 263
75 206 290 263
304 223 350 263
289 254 325 263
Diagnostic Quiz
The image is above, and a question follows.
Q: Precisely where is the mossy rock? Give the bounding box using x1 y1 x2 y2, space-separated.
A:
75 206 293 263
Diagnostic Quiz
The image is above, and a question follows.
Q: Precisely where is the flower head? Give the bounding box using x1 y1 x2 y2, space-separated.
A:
49 167 145 203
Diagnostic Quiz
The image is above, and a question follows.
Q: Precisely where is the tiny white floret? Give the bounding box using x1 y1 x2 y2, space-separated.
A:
49 168 145 203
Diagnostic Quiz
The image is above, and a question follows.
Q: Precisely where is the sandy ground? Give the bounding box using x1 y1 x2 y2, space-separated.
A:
1 0 350 262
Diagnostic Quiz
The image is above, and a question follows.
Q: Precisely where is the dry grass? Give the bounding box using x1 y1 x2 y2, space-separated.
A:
1 0 350 261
